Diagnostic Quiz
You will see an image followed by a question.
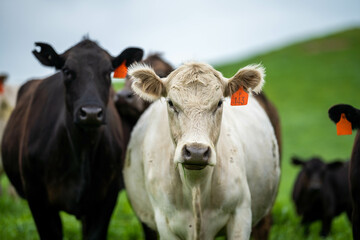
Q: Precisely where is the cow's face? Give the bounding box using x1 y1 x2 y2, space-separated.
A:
130 62 264 173
32 41 143 129
292 157 343 194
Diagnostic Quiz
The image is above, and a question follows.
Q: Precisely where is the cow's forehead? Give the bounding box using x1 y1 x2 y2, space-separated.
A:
166 62 225 106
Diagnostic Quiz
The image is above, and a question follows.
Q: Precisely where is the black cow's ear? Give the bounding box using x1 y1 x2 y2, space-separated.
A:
292 157 305 166
328 104 360 130
327 161 343 170
112 47 144 69
32 42 65 69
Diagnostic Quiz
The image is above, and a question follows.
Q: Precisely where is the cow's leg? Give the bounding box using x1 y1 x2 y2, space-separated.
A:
352 205 360 240
226 206 252 240
81 185 119 240
320 217 332 237
27 195 63 240
153 210 178 240
141 222 158 240
251 213 272 240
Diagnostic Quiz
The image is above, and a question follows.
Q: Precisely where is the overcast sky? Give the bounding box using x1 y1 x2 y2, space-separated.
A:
1 0 359 84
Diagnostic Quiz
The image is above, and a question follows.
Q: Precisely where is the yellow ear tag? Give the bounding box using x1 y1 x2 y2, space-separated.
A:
113 61 127 79
231 87 248 106
336 113 352 135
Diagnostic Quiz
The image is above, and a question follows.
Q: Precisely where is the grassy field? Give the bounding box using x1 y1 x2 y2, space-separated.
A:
1 28 359 239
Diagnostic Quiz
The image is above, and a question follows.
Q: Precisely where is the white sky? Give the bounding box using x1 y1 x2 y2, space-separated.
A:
1 0 359 84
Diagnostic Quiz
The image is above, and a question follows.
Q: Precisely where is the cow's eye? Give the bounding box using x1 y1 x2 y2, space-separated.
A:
62 68 75 82
217 100 223 108
167 100 178 114
104 70 112 83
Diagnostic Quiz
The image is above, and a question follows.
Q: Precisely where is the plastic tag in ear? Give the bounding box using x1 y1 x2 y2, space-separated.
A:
231 87 248 106
336 113 352 135
113 60 127 79
0 81 4 94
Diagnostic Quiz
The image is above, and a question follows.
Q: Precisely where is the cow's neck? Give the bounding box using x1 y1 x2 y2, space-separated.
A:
179 167 214 239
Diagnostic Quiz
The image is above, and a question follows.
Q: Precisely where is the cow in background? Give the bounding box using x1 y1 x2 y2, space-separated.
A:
124 62 280 239
329 104 360 240
291 156 352 237
2 39 143 239
0 74 19 195
115 53 174 147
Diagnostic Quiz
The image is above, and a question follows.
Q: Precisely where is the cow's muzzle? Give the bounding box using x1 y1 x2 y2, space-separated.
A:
76 106 104 127
182 143 211 170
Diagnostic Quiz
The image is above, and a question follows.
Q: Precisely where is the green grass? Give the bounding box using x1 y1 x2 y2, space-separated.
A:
1 27 359 239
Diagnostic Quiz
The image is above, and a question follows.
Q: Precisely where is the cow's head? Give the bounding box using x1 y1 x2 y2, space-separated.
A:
292 156 343 193
130 62 264 173
115 54 173 124
33 40 143 129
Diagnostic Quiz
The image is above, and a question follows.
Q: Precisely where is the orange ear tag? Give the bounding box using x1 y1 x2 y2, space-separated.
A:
0 82 4 94
336 113 352 135
231 87 248 106
113 61 127 79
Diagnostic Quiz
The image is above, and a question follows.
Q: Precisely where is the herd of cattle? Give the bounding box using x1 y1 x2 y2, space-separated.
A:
0 39 358 240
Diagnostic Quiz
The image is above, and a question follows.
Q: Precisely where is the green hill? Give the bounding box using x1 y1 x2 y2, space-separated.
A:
216 28 360 239
1 28 359 240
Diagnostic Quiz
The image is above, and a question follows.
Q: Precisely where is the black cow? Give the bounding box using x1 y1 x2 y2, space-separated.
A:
1 39 143 239
329 104 360 240
291 156 352 237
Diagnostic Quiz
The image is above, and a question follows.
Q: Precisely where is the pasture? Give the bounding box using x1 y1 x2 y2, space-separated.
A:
0 28 359 239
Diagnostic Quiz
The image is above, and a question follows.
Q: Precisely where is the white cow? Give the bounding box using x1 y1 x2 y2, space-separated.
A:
124 62 280 240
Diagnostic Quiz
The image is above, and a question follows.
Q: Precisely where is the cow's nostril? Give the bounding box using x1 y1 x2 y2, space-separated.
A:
126 93 133 99
203 147 210 161
184 147 191 159
97 109 103 119
80 108 87 119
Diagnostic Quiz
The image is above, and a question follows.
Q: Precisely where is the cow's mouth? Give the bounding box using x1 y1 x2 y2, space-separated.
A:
183 164 207 170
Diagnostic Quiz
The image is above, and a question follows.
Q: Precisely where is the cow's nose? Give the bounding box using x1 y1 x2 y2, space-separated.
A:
78 106 104 126
182 143 211 170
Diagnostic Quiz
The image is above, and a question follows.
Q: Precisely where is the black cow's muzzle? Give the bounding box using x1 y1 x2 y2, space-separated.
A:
76 105 105 127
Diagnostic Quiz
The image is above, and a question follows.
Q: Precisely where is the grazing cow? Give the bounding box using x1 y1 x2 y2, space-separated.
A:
115 54 173 146
0 74 19 195
123 62 280 239
1 39 143 239
291 156 352 237
329 104 360 240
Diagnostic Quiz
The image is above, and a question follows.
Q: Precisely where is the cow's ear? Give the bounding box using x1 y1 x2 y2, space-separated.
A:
327 161 344 170
32 42 64 69
328 104 360 130
129 64 166 102
112 47 144 69
225 64 265 97
292 157 305 166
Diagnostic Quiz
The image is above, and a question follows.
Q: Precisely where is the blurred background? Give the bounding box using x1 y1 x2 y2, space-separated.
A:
0 0 359 84
1 0 360 239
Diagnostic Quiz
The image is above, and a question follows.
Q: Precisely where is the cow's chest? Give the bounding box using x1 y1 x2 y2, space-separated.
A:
157 205 231 239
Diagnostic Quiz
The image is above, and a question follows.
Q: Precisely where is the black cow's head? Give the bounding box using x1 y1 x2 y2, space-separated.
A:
292 156 343 193
32 40 143 129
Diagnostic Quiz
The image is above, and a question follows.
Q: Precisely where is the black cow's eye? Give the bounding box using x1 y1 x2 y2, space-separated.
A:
62 68 75 82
